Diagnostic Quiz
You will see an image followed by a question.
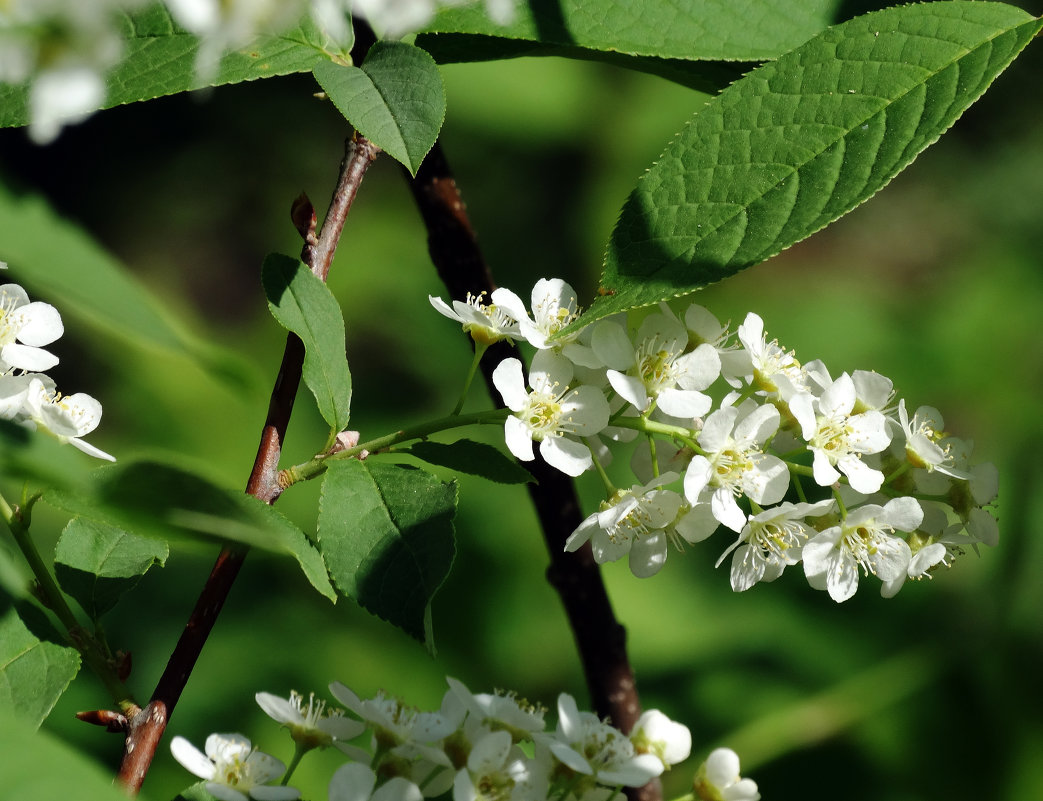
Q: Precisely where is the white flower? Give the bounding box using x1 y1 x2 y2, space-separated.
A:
720 499 836 592
22 377 115 461
491 278 582 350
453 730 546 801
629 709 691 769
565 474 684 577
592 310 720 417
445 677 546 742
693 748 759 801
0 283 63 372
803 497 922 602
256 690 365 750
170 733 299 801
329 762 423 801
682 404 789 535
537 694 663 788
492 350 609 477
28 63 106 144
896 400 968 479
736 312 802 395
0 373 33 420
429 292 519 346
790 372 891 493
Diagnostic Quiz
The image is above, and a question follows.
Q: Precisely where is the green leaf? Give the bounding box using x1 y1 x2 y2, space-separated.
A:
0 420 94 492
0 6 334 130
46 459 336 602
568 1 1043 330
0 706 129 799
420 0 847 62
0 179 250 384
174 783 222 801
404 440 534 485
313 42 446 176
0 598 80 728
262 253 352 432
318 460 457 650
54 518 168 619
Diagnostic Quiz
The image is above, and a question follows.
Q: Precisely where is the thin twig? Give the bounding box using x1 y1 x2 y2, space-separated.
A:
405 143 659 801
114 135 379 793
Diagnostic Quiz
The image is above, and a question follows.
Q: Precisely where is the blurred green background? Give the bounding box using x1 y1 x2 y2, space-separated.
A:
2 10 1043 800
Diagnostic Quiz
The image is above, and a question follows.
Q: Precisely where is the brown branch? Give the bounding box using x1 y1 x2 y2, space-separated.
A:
405 143 659 801
114 135 379 794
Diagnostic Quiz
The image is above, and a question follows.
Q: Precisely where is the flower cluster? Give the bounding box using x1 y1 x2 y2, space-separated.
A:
1 0 513 143
432 279 999 602
173 678 695 801
0 275 113 461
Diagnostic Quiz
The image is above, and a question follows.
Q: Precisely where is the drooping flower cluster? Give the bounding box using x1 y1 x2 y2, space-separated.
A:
1 0 514 143
173 678 697 801
432 279 999 602
0 277 113 460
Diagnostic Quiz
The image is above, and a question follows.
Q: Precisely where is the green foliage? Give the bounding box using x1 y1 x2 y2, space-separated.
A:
313 42 447 176
404 440 534 485
0 599 80 728
421 0 846 61
0 706 128 799
318 460 457 650
565 1 1043 331
53 518 168 619
47 459 336 602
262 253 353 433
0 421 93 492
174 783 221 801
0 6 334 130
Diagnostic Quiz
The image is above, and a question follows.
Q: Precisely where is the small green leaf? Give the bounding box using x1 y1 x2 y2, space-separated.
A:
567 1 1043 330
174 783 222 801
0 600 80 727
262 253 352 432
318 460 457 650
313 42 446 176
46 459 336 602
54 518 168 619
421 0 847 62
405 440 534 485
0 6 333 130
0 706 129 799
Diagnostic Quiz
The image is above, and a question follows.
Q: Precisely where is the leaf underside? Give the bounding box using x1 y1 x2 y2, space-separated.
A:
561 1 1042 332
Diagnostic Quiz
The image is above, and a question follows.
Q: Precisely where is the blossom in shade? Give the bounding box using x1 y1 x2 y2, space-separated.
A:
22 376 114 460
803 497 922 602
255 690 364 750
430 292 520 346
629 709 691 769
492 350 609 477
328 762 422 801
170 733 298 801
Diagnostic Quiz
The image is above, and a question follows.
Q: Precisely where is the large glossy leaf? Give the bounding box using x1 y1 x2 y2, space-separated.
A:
0 598 80 728
419 0 847 63
0 6 334 130
0 180 250 383
318 460 457 650
262 253 352 433
54 518 168 619
0 706 129 799
566 1 1043 330
313 41 446 176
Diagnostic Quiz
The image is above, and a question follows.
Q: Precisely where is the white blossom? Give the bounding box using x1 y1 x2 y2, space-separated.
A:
429 292 519 346
170 733 299 801
0 283 63 372
256 690 364 750
22 377 114 461
329 763 423 801
897 400 968 478
694 747 759 801
492 278 582 351
629 709 691 769
492 350 608 477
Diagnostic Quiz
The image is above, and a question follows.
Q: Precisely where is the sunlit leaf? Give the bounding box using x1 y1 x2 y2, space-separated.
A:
313 42 446 176
262 253 352 433
566 1 1043 330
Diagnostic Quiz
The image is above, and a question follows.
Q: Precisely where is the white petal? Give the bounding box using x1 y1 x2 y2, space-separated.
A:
733 403 779 446
205 784 249 801
328 763 377 801
556 693 582 742
251 786 300 801
673 503 719 543
705 748 741 787
838 455 883 494
674 343 721 390
503 416 535 461
747 455 789 504
711 489 747 533
170 736 216 780
13 302 63 346
819 373 856 417
870 537 912 582
530 349 573 390
607 370 649 411
489 287 528 322
492 359 528 411
657 388 712 418
629 532 668 577
0 343 58 372
565 514 600 552
540 436 591 476
591 320 635 370
698 407 737 452
560 385 610 434
468 730 512 773
881 496 924 532
598 753 664 786
683 456 713 503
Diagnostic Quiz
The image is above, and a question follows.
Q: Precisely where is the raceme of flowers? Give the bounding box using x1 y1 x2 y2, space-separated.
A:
171 678 709 801
0 276 113 461
431 279 999 602
0 0 514 144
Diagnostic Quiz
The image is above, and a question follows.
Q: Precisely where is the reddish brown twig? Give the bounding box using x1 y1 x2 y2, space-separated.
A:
405 143 657 801
114 135 380 793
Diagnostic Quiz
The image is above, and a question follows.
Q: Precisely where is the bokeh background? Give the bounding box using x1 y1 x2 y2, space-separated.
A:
2 4 1042 799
